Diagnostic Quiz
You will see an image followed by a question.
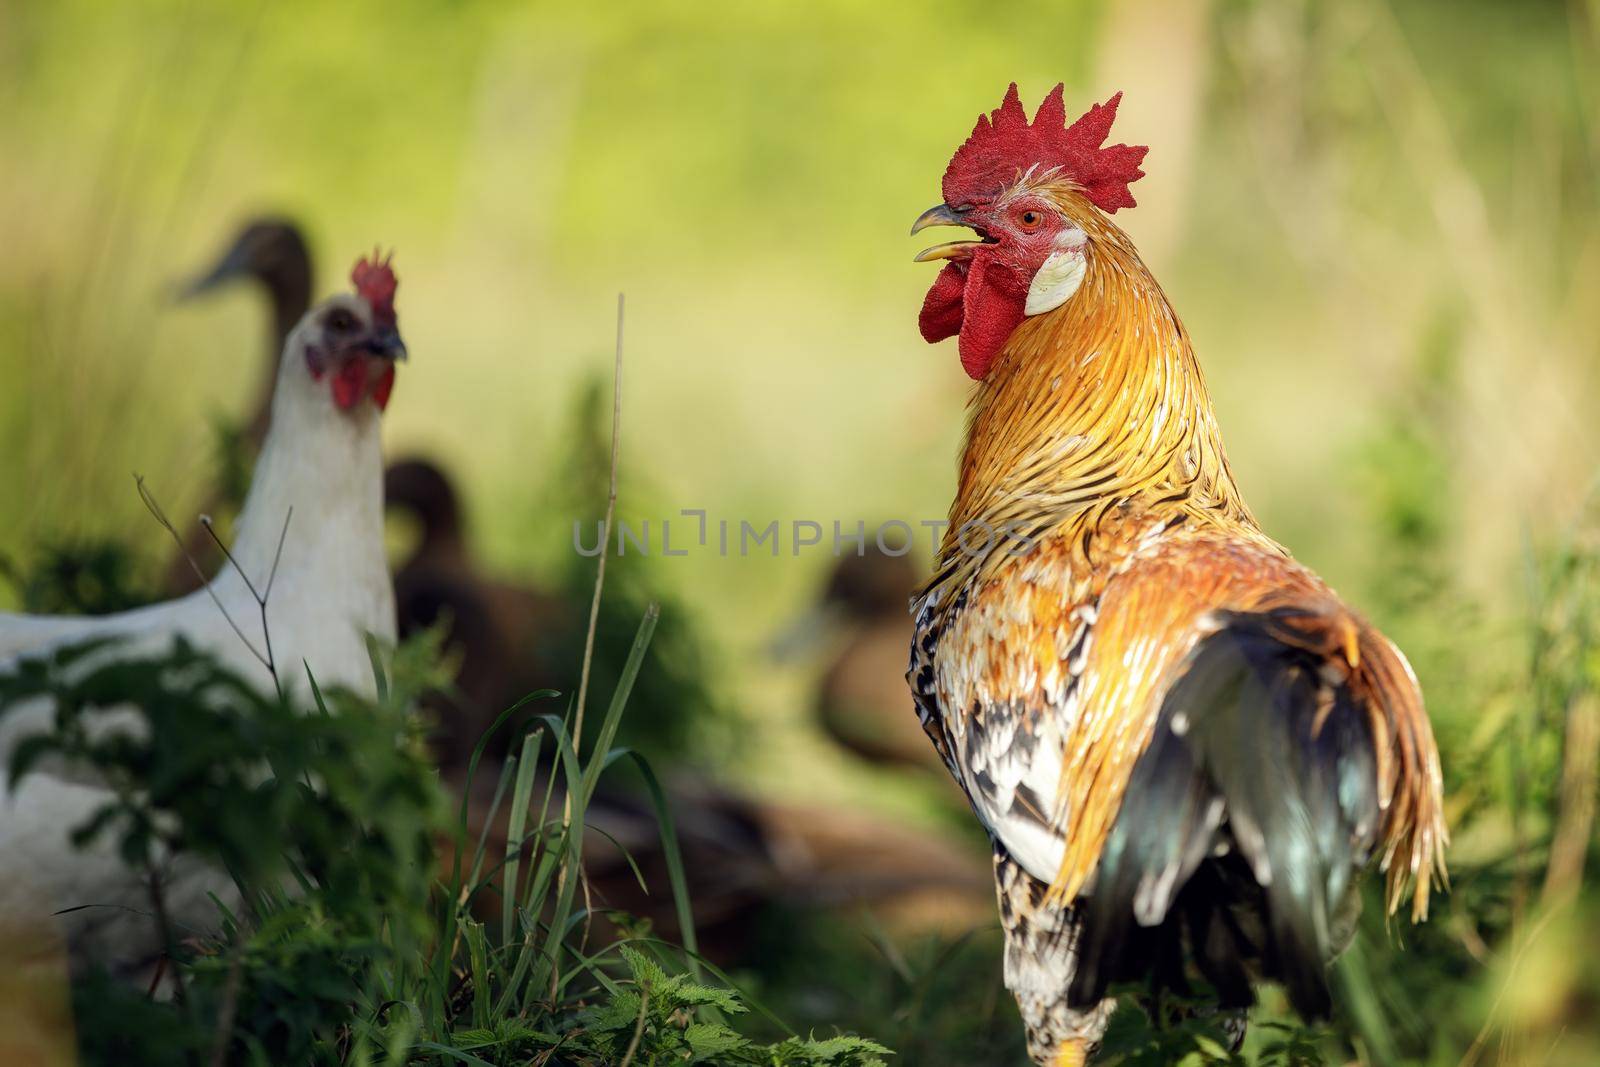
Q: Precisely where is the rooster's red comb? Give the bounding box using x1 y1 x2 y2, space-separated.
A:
351 250 398 326
942 84 1147 214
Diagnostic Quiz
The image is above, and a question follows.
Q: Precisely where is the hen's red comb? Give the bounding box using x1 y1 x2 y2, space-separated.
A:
942 84 1147 213
351 250 398 326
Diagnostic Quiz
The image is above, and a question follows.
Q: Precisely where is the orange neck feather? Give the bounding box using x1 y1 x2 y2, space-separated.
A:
931 192 1257 602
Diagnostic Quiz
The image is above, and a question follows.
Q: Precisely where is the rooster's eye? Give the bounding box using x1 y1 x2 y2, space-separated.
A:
326 310 357 333
1018 210 1043 230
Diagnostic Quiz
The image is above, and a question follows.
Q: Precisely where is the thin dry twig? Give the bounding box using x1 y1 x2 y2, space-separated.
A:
145 864 190 1013
200 508 292 699
135 474 292 701
207 949 246 1067
550 293 626 1004
578 863 595 958
143 954 168 1000
618 984 650 1067
135 475 267 671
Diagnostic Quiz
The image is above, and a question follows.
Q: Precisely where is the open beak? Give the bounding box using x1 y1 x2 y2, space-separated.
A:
911 203 988 262
910 203 966 235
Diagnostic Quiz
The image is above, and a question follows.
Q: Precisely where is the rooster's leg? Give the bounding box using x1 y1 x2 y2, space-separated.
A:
1049 1044 1089 1067
994 846 1115 1066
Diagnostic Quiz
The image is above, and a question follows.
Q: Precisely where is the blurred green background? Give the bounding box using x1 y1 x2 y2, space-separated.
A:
3 0 1600 1062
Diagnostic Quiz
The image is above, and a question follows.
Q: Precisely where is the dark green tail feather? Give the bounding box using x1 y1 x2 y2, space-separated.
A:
1067 612 1381 1019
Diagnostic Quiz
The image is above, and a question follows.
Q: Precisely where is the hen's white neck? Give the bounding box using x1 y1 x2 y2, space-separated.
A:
228 325 385 579
207 311 395 695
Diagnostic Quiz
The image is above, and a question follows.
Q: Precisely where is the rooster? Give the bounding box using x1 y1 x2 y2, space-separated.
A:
906 85 1447 1065
0 253 405 972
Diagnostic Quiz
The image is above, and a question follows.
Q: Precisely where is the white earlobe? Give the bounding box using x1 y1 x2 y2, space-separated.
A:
1025 230 1088 316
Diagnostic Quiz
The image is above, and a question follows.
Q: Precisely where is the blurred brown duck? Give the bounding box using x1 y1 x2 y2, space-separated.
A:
385 456 574 767
167 218 315 593
777 543 944 771
445 765 991 963
421 528 990 957
181 218 316 448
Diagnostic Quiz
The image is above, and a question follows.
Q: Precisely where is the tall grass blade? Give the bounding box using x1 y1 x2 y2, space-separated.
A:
467 754 518 893
578 604 660 809
413 1042 497 1067
364 632 388 705
494 713 583 1016
1335 938 1398 1067
464 918 492 1032
624 751 702 980
502 727 544 938
529 713 590 1011
435 690 557 1000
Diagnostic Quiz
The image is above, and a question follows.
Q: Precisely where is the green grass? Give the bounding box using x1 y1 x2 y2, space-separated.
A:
5 0 1600 1062
7 385 1600 1064
0 615 891 1066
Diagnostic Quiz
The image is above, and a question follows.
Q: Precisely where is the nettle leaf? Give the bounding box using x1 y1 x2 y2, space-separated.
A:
450 1027 497 1049
588 989 644 1033
496 1022 559 1046
620 944 671 992
685 1021 748 1062
773 1034 894 1066
673 979 745 1013
618 945 746 1016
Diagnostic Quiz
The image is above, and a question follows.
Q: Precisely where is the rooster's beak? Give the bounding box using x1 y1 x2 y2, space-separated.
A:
911 203 986 262
910 203 966 235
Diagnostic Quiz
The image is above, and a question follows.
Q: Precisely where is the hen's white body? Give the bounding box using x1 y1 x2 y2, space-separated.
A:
0 306 396 972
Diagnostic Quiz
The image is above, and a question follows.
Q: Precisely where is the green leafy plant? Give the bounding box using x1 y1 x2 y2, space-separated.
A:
556 946 889 1066
0 610 892 1066
0 537 155 614
0 630 442 1065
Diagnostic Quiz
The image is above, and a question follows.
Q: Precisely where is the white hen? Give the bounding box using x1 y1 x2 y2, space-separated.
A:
0 253 406 974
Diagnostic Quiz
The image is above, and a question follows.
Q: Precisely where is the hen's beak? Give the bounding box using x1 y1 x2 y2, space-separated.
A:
911 203 986 262
365 326 408 361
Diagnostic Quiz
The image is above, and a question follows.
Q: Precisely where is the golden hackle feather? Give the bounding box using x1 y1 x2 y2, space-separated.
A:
919 184 1447 922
